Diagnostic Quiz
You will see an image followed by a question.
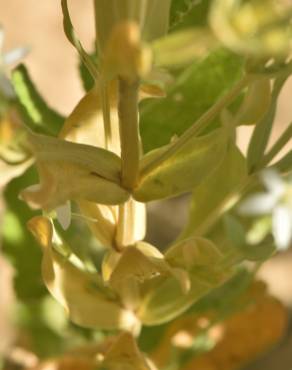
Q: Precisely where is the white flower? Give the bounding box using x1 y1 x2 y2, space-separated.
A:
0 26 29 98
239 170 292 250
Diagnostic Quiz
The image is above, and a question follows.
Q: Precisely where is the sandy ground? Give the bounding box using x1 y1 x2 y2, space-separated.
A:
0 1 292 368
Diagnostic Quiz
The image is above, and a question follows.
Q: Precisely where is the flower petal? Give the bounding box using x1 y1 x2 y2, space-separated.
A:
238 193 277 215
3 47 29 66
261 169 284 198
272 206 292 250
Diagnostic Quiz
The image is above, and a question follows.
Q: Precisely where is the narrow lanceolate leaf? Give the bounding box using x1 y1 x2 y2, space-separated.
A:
2 167 46 301
140 49 243 153
235 77 271 126
61 0 98 79
272 149 292 174
247 76 288 173
180 143 247 239
134 128 228 202
138 238 231 325
12 64 64 135
27 216 139 331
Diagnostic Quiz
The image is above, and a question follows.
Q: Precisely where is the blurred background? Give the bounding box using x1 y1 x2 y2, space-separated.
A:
0 0 292 369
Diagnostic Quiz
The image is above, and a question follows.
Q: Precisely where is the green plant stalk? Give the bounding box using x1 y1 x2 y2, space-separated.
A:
140 74 251 179
99 83 112 150
272 149 292 173
260 121 292 168
118 78 140 189
247 76 287 173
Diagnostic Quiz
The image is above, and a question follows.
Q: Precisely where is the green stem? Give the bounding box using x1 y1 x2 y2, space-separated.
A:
140 74 250 179
99 83 112 150
118 78 140 189
260 121 292 168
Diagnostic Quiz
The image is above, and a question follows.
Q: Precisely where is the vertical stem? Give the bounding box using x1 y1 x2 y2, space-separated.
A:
118 78 140 189
100 83 112 150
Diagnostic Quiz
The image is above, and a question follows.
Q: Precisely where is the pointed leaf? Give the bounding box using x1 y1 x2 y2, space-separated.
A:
61 0 98 79
180 143 247 238
28 132 122 182
27 216 138 331
11 64 64 135
165 237 223 269
21 159 129 211
138 266 230 326
21 133 130 210
140 49 243 153
138 238 231 325
235 77 271 126
134 128 228 202
247 76 287 172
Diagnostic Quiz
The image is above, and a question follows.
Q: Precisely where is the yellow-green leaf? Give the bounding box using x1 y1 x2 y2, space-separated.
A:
236 77 271 126
180 143 247 238
134 128 228 202
27 216 138 331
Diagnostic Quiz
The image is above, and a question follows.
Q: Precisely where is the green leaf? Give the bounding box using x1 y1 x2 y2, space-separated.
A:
180 143 247 238
12 65 64 136
140 49 244 153
223 214 246 249
16 299 66 358
170 0 210 29
272 149 292 173
134 128 228 202
61 0 98 79
138 238 234 326
188 268 253 315
2 167 46 300
79 58 95 92
224 214 275 262
247 76 288 173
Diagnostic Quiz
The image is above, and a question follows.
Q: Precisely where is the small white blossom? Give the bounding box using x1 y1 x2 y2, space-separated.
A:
239 170 292 250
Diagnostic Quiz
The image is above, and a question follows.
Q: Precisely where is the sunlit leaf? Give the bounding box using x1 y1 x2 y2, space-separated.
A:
28 216 139 331
247 76 287 172
11 64 64 135
134 128 228 202
140 49 243 152
235 77 271 126
21 133 129 211
180 143 247 238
